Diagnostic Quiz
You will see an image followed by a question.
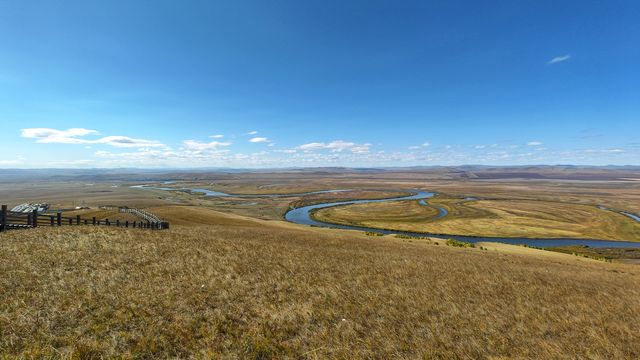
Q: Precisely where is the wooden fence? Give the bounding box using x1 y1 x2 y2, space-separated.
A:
0 205 169 232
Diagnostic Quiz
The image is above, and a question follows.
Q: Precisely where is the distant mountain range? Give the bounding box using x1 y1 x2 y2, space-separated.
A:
1 165 639 183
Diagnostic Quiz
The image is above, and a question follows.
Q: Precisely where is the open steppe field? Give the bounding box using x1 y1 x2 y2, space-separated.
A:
0 181 167 211
2 168 640 358
314 197 640 241
2 205 640 358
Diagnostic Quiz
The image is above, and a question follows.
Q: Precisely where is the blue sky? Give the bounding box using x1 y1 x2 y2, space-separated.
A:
1 0 638 168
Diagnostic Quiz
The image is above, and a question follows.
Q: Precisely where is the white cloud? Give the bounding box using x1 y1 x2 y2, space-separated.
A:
297 140 370 154
249 137 270 143
326 140 356 152
409 141 430 150
21 128 98 144
527 141 543 146
183 140 232 151
298 142 326 151
349 145 371 154
21 128 165 148
548 55 571 64
585 148 624 154
95 136 165 148
275 149 297 154
246 130 258 135
210 134 224 138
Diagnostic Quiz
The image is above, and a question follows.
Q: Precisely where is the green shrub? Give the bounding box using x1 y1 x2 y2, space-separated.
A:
446 238 475 248
395 234 413 239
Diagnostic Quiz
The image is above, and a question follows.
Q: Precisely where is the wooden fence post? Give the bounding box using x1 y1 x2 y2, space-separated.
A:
84 219 88 225
125 220 129 228
116 219 120 227
32 209 38 228
0 205 6 232
93 217 96 225
27 213 32 226
68 218 72 225
57 212 62 226
50 216 54 226
76 215 81 225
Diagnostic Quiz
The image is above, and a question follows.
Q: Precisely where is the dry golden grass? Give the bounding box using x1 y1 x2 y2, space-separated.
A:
63 209 141 222
315 198 640 241
287 190 410 209
312 199 441 226
2 207 640 358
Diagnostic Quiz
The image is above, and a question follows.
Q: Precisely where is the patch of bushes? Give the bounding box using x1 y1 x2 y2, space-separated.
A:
365 231 383 236
395 234 414 239
571 252 612 263
446 238 475 248
518 244 545 250
394 234 432 240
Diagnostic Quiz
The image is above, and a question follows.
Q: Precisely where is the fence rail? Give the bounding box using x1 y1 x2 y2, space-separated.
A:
0 205 169 232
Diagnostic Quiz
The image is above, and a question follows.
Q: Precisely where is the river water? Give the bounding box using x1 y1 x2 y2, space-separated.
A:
132 185 640 248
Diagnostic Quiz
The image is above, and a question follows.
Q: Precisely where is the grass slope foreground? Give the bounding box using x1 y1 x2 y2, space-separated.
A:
1 206 640 358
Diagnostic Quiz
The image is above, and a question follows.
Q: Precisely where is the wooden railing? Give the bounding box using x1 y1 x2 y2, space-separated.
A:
0 205 169 232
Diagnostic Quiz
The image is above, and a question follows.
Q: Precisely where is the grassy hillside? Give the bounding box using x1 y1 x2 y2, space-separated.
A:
2 206 640 358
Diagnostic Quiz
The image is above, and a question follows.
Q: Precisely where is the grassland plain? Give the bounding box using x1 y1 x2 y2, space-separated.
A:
313 197 640 241
2 205 640 359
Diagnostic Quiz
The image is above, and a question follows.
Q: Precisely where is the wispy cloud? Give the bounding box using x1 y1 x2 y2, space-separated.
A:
210 134 224 138
183 140 232 151
249 137 270 143
585 148 625 154
246 130 258 135
21 128 166 148
96 136 164 148
527 141 543 146
297 140 370 154
547 55 571 64
408 141 430 150
21 128 98 144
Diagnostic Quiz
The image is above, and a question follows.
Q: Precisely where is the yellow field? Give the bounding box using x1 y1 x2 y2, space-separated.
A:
2 206 640 358
314 198 640 241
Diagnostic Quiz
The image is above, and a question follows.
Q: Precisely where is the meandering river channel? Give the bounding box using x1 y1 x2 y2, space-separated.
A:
133 185 640 248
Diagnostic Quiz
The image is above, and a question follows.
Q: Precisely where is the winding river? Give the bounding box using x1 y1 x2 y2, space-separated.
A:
133 185 640 248
131 184 351 198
